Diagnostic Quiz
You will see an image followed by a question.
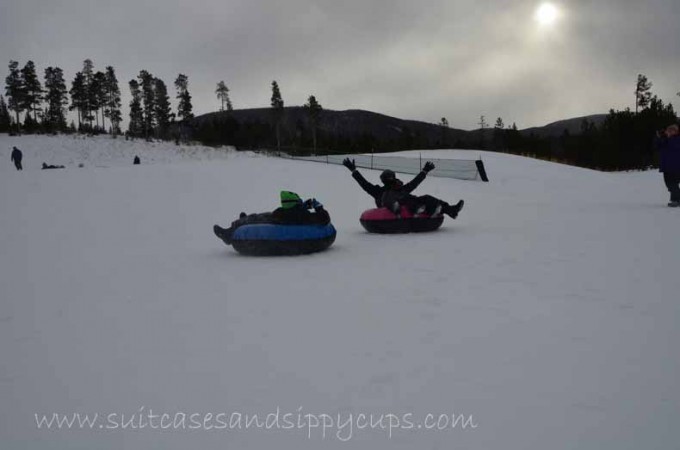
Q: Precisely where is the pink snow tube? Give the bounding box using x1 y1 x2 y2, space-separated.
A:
360 207 444 234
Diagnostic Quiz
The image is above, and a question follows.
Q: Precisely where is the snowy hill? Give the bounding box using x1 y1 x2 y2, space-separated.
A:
1 134 678 450
0 134 233 173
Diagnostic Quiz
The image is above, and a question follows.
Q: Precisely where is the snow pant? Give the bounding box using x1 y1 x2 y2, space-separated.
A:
383 191 450 215
410 195 451 215
663 172 680 202
13 160 22 171
219 212 275 239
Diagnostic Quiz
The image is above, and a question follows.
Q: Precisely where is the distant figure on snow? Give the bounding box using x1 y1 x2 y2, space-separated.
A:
10 146 22 171
342 158 464 218
42 162 65 170
655 124 680 207
133 155 140 165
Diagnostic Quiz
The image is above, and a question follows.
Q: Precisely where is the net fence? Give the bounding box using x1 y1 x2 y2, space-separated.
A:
275 153 487 181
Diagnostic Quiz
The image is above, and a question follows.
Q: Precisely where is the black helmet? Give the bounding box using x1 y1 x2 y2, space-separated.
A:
380 169 396 185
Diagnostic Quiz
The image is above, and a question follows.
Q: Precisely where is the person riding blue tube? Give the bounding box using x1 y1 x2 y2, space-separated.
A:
214 191 330 245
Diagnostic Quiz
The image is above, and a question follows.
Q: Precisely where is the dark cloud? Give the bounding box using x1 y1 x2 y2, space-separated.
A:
1 0 678 129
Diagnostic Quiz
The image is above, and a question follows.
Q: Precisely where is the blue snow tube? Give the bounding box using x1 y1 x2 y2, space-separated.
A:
231 223 337 256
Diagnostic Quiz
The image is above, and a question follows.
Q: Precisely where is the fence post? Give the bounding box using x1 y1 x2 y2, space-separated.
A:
371 153 374 170
419 153 422 170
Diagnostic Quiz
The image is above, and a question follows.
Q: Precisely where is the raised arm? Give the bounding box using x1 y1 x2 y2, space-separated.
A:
402 161 435 193
343 158 383 200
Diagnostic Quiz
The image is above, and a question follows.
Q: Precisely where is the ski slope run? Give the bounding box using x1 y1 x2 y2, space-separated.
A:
1 134 678 450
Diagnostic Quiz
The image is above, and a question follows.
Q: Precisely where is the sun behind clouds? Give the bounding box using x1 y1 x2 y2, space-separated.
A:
534 3 559 26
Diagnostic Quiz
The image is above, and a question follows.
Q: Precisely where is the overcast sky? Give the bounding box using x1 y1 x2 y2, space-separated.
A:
1 0 679 129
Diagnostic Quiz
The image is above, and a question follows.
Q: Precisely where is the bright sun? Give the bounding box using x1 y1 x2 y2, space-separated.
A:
535 3 559 26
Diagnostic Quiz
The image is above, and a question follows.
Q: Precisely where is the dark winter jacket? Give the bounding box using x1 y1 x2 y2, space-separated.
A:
11 148 22 162
272 206 330 225
351 170 427 207
232 206 330 228
656 135 680 173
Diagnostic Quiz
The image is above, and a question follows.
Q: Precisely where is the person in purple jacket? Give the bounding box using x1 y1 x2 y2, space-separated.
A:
655 124 680 207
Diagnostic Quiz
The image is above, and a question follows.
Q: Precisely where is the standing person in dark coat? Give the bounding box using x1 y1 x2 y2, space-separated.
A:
10 146 22 171
655 124 680 207
342 158 464 218
133 155 140 165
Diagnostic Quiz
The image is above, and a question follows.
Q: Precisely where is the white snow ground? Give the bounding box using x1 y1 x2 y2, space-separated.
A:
0 134 679 450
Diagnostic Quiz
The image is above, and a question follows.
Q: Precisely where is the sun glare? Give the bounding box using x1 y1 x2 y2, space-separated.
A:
535 3 559 26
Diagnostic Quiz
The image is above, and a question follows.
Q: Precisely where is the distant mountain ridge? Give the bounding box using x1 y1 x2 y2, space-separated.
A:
519 114 608 137
193 108 608 145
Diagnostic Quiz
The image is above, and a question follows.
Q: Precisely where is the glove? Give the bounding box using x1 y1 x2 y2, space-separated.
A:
342 158 356 171
304 198 323 209
423 161 435 173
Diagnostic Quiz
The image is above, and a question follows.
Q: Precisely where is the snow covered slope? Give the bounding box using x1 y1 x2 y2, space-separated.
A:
0 134 233 173
1 135 678 450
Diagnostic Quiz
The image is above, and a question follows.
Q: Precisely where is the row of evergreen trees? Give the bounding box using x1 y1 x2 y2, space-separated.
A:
194 74 677 171
194 80 324 151
126 71 195 139
2 59 122 134
3 61 678 171
478 75 678 170
1 59 198 139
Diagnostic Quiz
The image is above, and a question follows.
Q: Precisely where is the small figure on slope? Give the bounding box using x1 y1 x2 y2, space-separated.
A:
42 162 65 170
10 146 22 171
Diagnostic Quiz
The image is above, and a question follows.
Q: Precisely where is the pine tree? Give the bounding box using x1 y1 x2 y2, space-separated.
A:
81 59 95 128
128 79 143 137
304 95 322 152
174 74 193 121
0 95 11 132
270 81 284 151
438 118 449 147
90 71 107 131
43 66 68 132
635 74 652 113
506 122 521 152
215 81 231 111
154 77 171 138
69 72 86 130
5 60 25 133
138 70 156 138
493 117 505 150
103 66 122 134
477 115 488 149
21 61 42 123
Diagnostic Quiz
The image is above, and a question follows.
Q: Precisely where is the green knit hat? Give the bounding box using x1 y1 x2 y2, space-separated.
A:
280 191 302 209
